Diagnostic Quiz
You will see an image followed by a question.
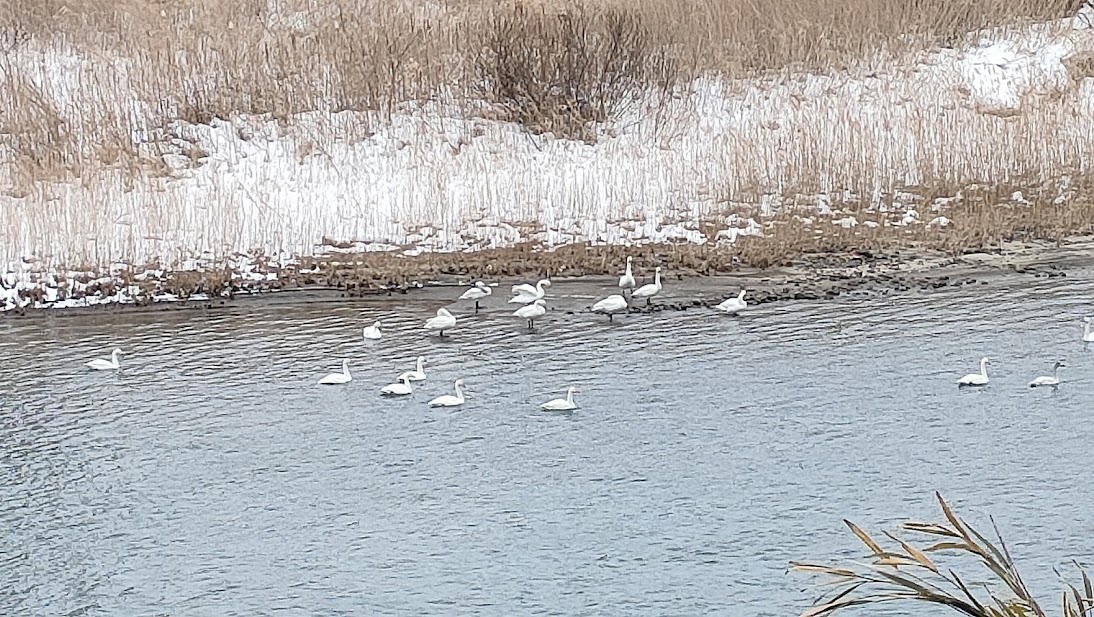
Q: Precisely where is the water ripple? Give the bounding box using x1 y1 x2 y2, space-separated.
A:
4 274 1094 615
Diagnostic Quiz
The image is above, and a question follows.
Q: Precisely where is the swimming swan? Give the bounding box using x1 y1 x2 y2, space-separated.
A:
429 379 465 407
362 320 382 340
541 386 578 411
381 375 413 396
592 294 628 321
618 257 635 295
1029 361 1065 388
513 298 547 329
319 359 352 385
630 267 662 306
459 281 492 313
509 279 551 304
716 290 747 315
398 356 426 381
957 357 990 387
85 348 122 371
424 308 457 336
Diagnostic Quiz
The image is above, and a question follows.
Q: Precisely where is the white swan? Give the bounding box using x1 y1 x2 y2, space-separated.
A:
85 348 122 371
630 266 662 306
398 356 426 381
319 359 352 385
381 375 413 396
618 257 635 295
509 279 551 304
424 308 457 336
541 386 578 411
592 294 628 321
716 290 747 315
429 379 465 407
1083 317 1094 343
1029 361 1065 388
957 357 990 387
513 298 547 329
459 281 492 313
362 320 382 340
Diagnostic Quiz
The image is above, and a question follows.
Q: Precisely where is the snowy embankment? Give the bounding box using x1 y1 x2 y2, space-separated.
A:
2 8 1094 311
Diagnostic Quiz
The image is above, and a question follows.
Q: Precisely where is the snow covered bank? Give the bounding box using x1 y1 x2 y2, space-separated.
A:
2 7 1094 311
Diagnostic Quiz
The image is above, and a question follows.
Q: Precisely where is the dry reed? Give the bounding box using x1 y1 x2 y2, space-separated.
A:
0 0 1081 182
1 0 1091 272
793 492 1093 617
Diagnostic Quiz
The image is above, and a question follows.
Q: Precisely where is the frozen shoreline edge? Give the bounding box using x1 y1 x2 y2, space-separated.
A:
4 236 1090 320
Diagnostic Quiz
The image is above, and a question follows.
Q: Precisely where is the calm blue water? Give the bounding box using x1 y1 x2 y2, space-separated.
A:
2 273 1094 616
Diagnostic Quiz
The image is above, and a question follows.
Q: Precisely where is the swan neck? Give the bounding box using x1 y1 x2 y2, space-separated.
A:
455 382 464 399
980 359 988 376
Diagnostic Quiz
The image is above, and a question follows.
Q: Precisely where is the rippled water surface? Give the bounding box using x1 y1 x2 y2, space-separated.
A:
4 274 1094 616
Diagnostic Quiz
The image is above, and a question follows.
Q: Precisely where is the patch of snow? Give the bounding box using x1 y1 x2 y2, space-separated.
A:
0 11 1091 310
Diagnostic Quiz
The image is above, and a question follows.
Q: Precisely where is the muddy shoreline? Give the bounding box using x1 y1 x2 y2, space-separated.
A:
4 235 1092 321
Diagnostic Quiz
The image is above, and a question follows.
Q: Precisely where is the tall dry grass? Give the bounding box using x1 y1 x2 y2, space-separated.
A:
0 0 1082 184
794 492 1093 617
2 0 1092 270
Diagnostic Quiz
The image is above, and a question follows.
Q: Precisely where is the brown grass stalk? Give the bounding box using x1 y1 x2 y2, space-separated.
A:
793 492 1094 617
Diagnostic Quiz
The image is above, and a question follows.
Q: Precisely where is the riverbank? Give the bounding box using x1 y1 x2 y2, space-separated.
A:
3 230 1089 320
2 1 1092 316
2 1 1093 279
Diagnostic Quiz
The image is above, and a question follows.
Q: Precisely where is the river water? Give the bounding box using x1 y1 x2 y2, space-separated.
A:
3 273 1094 616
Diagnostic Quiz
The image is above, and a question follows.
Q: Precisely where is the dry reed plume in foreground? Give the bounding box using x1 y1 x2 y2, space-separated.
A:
793 493 1093 617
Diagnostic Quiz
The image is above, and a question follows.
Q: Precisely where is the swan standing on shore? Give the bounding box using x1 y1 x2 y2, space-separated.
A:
618 257 635 297
509 279 551 304
1029 361 1065 388
85 348 123 371
362 320 382 340
957 357 990 387
424 308 457 336
541 386 578 411
398 356 426 382
513 298 547 329
592 294 629 321
716 290 747 315
319 359 352 385
429 379 465 407
459 281 492 313
631 266 662 306
381 375 413 396
1083 317 1094 343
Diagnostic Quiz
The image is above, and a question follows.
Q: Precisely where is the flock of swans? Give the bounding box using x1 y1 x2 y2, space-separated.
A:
957 316 1094 389
78 256 1094 404
957 356 1069 388
80 259 744 412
